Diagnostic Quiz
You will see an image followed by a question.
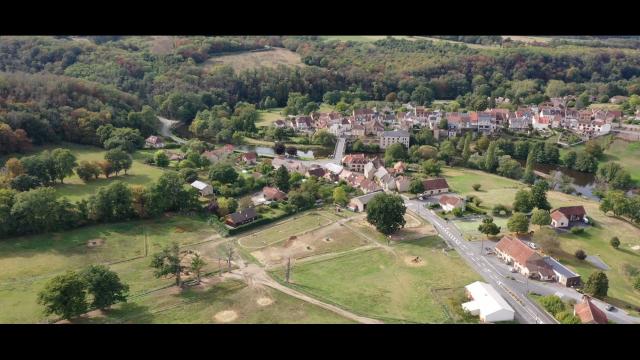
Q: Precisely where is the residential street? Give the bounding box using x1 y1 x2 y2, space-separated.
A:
405 199 557 324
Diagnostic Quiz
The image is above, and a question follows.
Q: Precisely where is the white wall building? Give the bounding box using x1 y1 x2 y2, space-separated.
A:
462 281 515 323
379 130 410 149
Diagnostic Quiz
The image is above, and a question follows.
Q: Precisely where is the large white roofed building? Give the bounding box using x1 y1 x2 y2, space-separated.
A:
462 281 515 323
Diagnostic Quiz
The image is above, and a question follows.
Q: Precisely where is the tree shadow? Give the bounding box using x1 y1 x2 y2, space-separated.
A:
72 302 154 324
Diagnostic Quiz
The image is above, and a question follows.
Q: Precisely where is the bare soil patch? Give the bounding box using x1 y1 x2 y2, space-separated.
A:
214 310 238 323
257 297 274 306
631 245 640 251
86 238 105 248
390 213 437 242
403 255 426 267
203 48 305 73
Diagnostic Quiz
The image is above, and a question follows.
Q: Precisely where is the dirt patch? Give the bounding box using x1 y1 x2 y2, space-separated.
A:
324 237 332 242
404 213 422 228
631 245 640 251
214 310 238 323
257 297 274 306
87 238 105 248
174 226 189 233
203 48 306 73
149 36 175 55
403 256 426 267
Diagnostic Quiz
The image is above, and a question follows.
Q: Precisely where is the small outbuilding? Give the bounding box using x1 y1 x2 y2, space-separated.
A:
145 135 165 149
190 180 213 197
348 189 384 212
421 178 449 196
543 256 581 287
462 281 515 323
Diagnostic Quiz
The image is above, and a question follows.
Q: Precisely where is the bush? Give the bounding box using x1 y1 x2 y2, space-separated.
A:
610 236 620 249
492 204 512 217
466 203 486 215
574 249 587 260
472 184 481 191
556 310 581 324
539 295 566 316
634 277 640 291
570 227 585 235
452 207 464 217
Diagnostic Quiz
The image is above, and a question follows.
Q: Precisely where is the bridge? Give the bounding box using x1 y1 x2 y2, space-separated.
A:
332 137 346 164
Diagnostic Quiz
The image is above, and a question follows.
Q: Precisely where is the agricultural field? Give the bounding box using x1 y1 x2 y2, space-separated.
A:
270 236 481 323
202 47 305 73
0 214 219 323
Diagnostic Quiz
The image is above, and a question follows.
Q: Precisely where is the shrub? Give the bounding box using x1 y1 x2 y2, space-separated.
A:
472 184 481 191
574 249 587 260
570 227 585 235
610 236 620 249
556 310 581 324
539 295 566 316
634 277 640 291
492 204 512 217
452 207 464 217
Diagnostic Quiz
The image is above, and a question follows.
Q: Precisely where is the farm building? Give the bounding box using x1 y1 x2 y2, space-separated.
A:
574 296 608 324
190 180 213 197
348 190 384 212
543 256 581 287
462 281 515 323
421 178 449 196
550 206 587 228
225 208 258 228
495 235 555 281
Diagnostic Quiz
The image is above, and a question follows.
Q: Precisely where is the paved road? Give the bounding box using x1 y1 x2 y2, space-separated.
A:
405 199 557 324
157 116 187 144
332 137 346 164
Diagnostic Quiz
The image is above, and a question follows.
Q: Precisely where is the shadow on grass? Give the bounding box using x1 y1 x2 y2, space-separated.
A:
73 302 154 324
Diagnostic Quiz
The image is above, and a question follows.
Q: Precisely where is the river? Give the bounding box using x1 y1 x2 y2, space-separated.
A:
529 162 598 200
235 145 332 159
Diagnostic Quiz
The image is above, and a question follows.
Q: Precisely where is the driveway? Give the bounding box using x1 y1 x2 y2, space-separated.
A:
157 116 187 144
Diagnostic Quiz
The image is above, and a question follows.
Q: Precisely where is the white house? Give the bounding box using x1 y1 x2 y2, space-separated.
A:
191 180 213 197
438 195 465 212
462 281 515 323
379 130 410 149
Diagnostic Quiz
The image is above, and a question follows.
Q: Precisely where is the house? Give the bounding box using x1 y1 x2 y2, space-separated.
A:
306 166 326 178
462 281 515 323
351 124 365 137
439 195 465 212
379 174 396 191
421 178 449 196
271 156 308 175
203 144 235 164
543 256 581 287
574 296 608 324
145 136 165 149
363 161 377 180
348 189 384 212
550 206 587 228
225 208 259 228
294 116 313 131
392 161 406 174
190 180 213 197
241 151 258 165
342 154 368 172
273 119 287 128
359 179 382 194
379 130 410 149
262 186 287 201
495 235 556 281
395 176 411 193
374 166 389 181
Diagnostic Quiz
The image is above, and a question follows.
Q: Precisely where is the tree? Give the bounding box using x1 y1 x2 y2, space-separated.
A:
421 159 443 176
438 118 448 130
75 161 101 182
384 143 407 165
312 130 337 147
522 147 536 184
496 156 523 179
472 184 481 191
10 174 40 192
274 166 290 192
561 151 577 169
584 271 608 298
366 193 406 235
599 190 629 217
462 134 472 163
478 216 501 238
179 168 198 184
332 187 348 206
150 242 183 287
88 181 134 222
530 181 551 210
51 148 77 183
273 142 285 155
225 245 235 272
452 207 464 217
208 163 238 184
556 311 581 324
146 172 200 215
97 160 114 178
513 189 533 213
37 271 88 320
574 151 598 173
539 295 566 316
5 158 24 178
81 265 129 310
105 149 132 176
530 209 551 229
484 141 499 172
584 140 604 159
476 134 490 152
610 236 620 249
574 249 587 260
190 253 206 284
507 213 529 234
154 150 169 168
409 179 424 194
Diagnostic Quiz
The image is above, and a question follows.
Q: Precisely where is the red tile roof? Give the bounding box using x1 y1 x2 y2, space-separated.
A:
263 187 287 201
553 206 586 218
495 236 555 278
551 211 567 222
422 178 449 191
439 195 463 207
574 297 608 324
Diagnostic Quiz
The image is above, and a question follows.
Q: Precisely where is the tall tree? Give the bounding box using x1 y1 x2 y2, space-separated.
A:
190 253 206 284
513 189 534 213
81 265 129 310
37 271 88 320
484 141 499 173
530 208 551 229
104 149 132 176
584 271 609 298
366 193 406 236
530 181 551 210
478 216 501 238
274 166 291 192
150 242 183 287
522 146 536 184
507 213 530 234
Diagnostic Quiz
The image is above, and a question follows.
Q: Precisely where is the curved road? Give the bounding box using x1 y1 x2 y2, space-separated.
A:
157 116 187 144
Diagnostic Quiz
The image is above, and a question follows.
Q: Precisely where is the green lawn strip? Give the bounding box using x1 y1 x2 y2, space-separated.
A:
237 211 335 249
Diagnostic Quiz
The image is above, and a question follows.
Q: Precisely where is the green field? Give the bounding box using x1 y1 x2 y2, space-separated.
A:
238 211 335 249
442 167 526 208
453 217 510 241
603 139 640 182
73 279 353 324
2 143 168 202
257 107 285 127
271 236 481 323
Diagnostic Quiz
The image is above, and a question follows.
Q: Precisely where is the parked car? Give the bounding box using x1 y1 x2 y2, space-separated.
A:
605 305 615 312
509 267 517 273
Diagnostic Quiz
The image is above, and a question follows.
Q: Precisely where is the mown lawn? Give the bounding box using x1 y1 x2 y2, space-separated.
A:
256 107 285 127
603 139 640 182
442 167 526 209
453 216 510 241
237 211 335 249
270 236 481 323
0 215 217 323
